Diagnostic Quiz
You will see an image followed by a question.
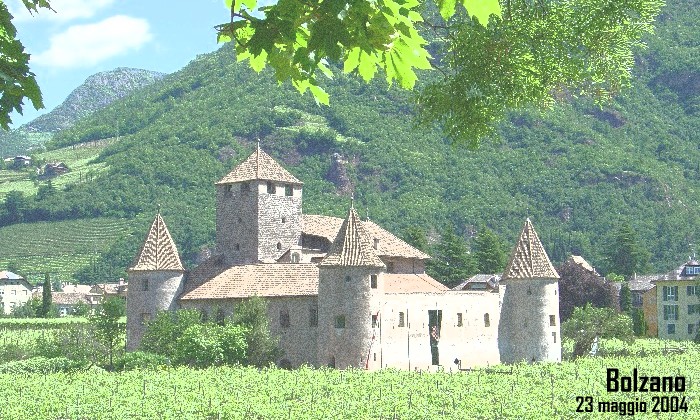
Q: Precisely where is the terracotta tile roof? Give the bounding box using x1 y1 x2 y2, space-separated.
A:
567 255 597 274
129 214 184 272
302 215 430 259
216 145 302 185
319 207 386 268
502 219 559 280
383 273 448 293
53 292 90 305
179 263 319 300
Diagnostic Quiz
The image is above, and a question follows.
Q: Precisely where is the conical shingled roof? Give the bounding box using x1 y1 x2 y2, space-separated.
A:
129 214 184 272
502 219 559 280
216 145 302 185
320 206 386 268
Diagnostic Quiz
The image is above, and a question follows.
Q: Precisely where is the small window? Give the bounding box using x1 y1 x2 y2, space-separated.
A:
285 184 293 196
668 324 676 334
291 253 300 263
370 275 377 289
281 217 286 223
689 304 700 315
345 275 351 282
226 184 233 193
373 238 379 250
143 279 149 292
688 285 699 296
527 286 532 295
267 181 276 194
688 323 695 335
664 305 679 320
309 307 318 327
11 290 16 295
241 182 251 194
277 242 282 251
280 309 290 328
484 313 490 327
549 315 556 326
335 315 346 329
663 286 678 302
552 332 557 343
372 314 378 328
235 243 240 251
457 313 463 327
398 312 405 327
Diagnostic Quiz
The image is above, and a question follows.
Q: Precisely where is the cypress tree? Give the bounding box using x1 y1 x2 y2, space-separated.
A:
41 273 52 318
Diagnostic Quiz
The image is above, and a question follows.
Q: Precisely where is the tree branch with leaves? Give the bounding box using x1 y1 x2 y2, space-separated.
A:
216 0 662 147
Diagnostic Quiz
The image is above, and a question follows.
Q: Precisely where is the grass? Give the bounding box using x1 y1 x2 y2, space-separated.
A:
0 139 112 200
0 218 132 283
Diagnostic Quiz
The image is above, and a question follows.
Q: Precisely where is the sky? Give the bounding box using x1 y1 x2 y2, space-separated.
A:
7 0 233 127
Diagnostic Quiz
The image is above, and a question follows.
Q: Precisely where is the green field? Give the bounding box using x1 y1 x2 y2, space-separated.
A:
0 217 133 283
0 352 696 419
0 139 111 199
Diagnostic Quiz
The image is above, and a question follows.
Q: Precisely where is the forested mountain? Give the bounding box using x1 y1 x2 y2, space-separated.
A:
0 68 165 156
2 0 700 283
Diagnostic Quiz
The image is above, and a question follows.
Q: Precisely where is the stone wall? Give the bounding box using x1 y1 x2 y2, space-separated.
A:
126 270 184 350
180 295 319 367
216 182 259 265
497 280 561 363
256 182 302 261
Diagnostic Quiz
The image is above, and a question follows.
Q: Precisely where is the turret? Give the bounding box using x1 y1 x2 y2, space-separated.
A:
215 144 303 265
126 213 185 350
498 219 561 363
317 204 386 369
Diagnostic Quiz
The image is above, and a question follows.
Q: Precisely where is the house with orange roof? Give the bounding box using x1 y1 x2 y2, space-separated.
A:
126 146 561 370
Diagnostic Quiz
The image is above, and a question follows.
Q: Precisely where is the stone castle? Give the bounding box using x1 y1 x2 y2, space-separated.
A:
126 146 561 370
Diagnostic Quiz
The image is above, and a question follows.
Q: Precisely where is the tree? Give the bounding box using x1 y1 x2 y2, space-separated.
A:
619 282 632 314
139 309 203 358
231 297 282 367
472 228 505 274
0 1 53 129
11 297 41 318
562 303 634 359
604 222 651 278
3 191 28 224
556 260 618 321
430 225 475 287
216 0 662 145
89 296 126 370
40 273 51 318
402 226 430 253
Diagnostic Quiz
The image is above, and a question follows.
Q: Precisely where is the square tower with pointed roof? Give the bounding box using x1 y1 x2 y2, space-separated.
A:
215 145 304 264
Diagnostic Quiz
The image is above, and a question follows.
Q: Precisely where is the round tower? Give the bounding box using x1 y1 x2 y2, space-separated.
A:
317 204 386 369
126 213 185 350
498 219 561 363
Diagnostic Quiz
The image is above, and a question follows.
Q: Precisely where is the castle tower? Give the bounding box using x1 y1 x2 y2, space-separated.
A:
317 204 386 369
498 219 561 363
215 145 303 265
126 213 185 350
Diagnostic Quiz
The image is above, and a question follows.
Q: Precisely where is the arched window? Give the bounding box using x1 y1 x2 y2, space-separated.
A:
267 181 276 194
277 242 282 250
484 313 490 327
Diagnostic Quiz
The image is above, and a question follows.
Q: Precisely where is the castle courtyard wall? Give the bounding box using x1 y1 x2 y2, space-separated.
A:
377 291 501 371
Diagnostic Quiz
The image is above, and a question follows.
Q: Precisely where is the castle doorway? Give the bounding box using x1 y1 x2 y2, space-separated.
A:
428 310 442 365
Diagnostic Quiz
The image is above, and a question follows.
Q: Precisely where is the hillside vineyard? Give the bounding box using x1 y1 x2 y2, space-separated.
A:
126 146 561 369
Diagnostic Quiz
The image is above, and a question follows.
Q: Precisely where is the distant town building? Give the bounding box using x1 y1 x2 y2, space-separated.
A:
0 271 32 315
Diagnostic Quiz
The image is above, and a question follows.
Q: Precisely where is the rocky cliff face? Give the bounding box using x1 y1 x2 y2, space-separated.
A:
24 68 166 133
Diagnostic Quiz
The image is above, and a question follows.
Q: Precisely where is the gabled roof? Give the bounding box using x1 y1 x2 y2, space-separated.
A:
129 214 184 272
302 214 430 259
216 145 302 185
383 273 448 293
319 206 386 268
179 263 319 300
502 219 559 280
452 274 501 291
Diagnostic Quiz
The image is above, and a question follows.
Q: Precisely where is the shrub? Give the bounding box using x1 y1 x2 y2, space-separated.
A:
114 351 169 371
0 356 84 374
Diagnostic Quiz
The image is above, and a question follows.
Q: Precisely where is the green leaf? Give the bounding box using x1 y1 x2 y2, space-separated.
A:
249 50 268 72
461 0 501 23
344 47 361 73
309 84 330 106
437 0 457 21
